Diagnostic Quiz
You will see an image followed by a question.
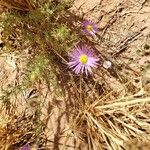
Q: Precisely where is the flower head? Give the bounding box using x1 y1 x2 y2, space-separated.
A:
68 46 99 75
20 145 31 150
20 145 37 150
82 20 98 35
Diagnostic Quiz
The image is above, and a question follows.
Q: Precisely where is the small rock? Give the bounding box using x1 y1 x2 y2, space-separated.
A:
103 60 112 69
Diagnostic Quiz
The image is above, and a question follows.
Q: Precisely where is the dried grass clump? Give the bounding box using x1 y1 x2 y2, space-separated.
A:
0 107 45 150
65 76 150 150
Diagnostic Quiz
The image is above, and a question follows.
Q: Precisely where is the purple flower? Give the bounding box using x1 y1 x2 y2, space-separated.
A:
68 46 99 75
20 145 37 150
82 20 98 35
20 145 31 150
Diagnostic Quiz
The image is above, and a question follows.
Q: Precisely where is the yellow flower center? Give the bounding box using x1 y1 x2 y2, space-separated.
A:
31 148 37 150
86 25 93 32
79 54 88 64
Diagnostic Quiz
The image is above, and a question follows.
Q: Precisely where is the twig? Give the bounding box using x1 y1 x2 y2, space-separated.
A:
139 0 148 10
113 26 147 57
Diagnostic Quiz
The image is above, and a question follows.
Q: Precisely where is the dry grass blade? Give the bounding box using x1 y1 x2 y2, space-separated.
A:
96 97 150 110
